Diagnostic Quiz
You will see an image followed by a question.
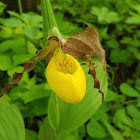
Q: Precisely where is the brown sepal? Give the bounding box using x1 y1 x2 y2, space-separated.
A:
0 39 59 97
61 26 106 72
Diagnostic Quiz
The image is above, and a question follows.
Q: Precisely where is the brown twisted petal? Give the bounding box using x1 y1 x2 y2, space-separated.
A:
61 27 106 102
82 54 104 102
0 39 59 97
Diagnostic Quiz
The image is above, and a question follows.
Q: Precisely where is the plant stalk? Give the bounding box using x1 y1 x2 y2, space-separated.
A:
55 95 60 132
41 0 61 138
18 0 23 15
41 0 61 45
55 131 60 140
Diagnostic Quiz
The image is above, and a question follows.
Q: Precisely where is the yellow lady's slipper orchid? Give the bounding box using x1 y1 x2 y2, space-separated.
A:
46 48 86 103
0 27 106 102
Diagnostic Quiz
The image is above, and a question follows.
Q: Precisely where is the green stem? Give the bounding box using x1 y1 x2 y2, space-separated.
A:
41 0 61 138
55 95 60 133
41 0 61 45
55 132 60 140
18 0 23 15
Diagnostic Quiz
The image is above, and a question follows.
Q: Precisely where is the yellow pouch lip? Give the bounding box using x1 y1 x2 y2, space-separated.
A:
46 48 86 103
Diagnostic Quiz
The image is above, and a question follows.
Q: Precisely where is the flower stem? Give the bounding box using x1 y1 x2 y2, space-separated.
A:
55 95 60 132
41 0 61 138
18 0 23 15
55 131 60 140
41 0 61 45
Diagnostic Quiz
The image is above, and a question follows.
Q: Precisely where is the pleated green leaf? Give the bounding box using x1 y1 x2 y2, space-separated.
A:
38 117 55 140
48 59 108 133
0 103 25 140
38 117 66 140
102 119 124 140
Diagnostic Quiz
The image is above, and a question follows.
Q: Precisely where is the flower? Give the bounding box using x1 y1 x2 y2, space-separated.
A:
0 27 106 103
46 48 86 103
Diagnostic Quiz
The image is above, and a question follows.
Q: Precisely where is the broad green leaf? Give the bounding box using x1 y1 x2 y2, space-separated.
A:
0 37 26 53
126 104 140 131
0 40 14 52
128 47 140 60
120 83 138 97
136 30 140 38
64 135 79 140
113 109 134 129
132 130 140 140
55 13 82 35
15 97 49 118
121 36 140 47
0 1 6 15
131 4 140 14
86 137 95 140
14 27 23 34
4 17 24 28
7 11 21 19
38 117 55 140
25 129 37 140
0 94 11 103
21 83 50 103
126 104 140 120
102 119 124 140
0 55 12 71
122 125 131 137
91 7 120 24
110 49 133 65
0 17 5 24
8 86 27 100
23 27 40 40
22 12 43 28
105 89 117 102
126 16 140 24
135 79 140 91
38 117 65 140
130 39 140 48
86 136 112 140
90 103 110 122
38 117 76 140
12 54 33 65
7 11 28 25
78 125 86 140
0 26 13 39
87 121 107 138
7 66 24 77
35 31 43 39
105 40 119 48
98 27 109 40
120 37 132 44
27 41 37 55
31 97 49 116
48 60 108 133
0 102 25 140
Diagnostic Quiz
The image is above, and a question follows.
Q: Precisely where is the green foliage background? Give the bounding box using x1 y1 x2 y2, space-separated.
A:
0 0 140 140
